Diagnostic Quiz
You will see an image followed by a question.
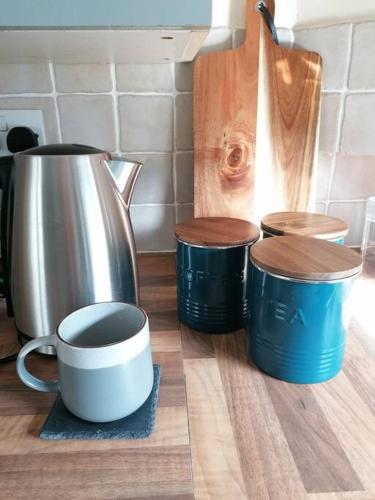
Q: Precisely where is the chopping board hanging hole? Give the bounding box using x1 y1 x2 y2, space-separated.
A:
256 1 279 46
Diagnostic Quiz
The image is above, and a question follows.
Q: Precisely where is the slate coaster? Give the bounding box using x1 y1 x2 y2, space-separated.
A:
40 364 161 440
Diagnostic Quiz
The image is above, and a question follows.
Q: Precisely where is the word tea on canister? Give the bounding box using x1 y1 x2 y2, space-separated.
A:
248 235 362 383
261 211 348 244
175 217 259 334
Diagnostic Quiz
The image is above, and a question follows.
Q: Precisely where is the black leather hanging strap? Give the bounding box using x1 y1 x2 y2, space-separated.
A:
256 1 279 46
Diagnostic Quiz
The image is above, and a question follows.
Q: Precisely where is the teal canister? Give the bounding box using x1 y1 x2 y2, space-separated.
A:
261 211 348 244
248 236 362 383
174 217 260 334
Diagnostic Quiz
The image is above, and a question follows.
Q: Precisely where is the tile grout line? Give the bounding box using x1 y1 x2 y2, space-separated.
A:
0 91 193 98
325 199 367 204
121 150 193 155
292 19 366 32
109 63 121 155
326 23 354 210
138 249 175 254
48 62 62 142
172 63 178 224
323 88 375 95
325 153 336 215
132 202 194 207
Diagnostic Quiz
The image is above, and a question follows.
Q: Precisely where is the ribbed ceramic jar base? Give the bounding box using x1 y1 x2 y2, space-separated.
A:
250 334 344 383
178 296 247 334
248 263 354 383
177 242 249 334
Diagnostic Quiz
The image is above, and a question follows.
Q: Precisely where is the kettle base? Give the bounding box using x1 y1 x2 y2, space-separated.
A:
17 329 56 356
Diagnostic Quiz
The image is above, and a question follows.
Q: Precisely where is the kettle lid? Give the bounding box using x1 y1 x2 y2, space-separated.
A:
20 143 106 156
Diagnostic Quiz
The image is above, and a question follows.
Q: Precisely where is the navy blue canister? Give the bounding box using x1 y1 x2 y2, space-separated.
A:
261 211 348 244
248 236 362 383
175 217 260 334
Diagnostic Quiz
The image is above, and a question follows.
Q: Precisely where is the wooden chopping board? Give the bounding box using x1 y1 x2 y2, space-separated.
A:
194 0 322 221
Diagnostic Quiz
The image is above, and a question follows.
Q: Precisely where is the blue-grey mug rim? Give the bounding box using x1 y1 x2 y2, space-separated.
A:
55 301 147 349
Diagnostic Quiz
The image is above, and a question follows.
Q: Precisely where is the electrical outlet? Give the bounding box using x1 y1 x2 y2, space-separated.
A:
0 110 46 156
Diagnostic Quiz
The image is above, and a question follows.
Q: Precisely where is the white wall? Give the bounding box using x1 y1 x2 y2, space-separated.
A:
210 0 292 30
211 0 375 30
290 0 375 28
204 0 294 53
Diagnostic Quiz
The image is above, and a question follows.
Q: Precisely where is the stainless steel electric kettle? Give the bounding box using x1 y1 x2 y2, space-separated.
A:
4 143 142 354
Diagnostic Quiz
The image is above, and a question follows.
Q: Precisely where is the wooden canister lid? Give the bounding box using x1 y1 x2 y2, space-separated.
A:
174 217 260 247
261 212 348 240
250 235 362 281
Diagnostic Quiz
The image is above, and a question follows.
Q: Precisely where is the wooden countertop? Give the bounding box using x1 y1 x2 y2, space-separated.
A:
0 254 374 499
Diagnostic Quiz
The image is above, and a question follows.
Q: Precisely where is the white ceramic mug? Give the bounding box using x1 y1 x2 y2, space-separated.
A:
17 302 154 422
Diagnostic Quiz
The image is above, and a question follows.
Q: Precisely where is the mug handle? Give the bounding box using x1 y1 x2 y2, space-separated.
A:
16 335 59 393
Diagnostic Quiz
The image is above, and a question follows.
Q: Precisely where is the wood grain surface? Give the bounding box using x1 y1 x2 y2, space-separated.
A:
174 217 260 247
0 254 193 500
213 332 306 500
261 211 349 239
250 235 363 281
194 0 260 220
263 377 362 493
0 253 374 499
255 0 322 217
184 358 248 499
194 0 322 221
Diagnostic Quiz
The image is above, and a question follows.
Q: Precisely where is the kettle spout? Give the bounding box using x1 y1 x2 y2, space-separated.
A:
104 158 142 208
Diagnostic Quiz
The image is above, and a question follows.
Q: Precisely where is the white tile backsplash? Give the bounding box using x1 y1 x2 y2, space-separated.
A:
0 18 374 249
314 202 327 215
294 25 351 91
175 63 193 92
116 64 173 93
315 153 334 201
328 201 367 246
341 94 375 155
130 205 175 252
349 22 375 89
331 155 375 200
126 153 174 204
175 94 193 151
319 94 341 153
54 64 112 93
0 64 52 93
292 20 375 246
119 95 173 152
58 95 116 151
176 204 194 223
176 152 194 203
